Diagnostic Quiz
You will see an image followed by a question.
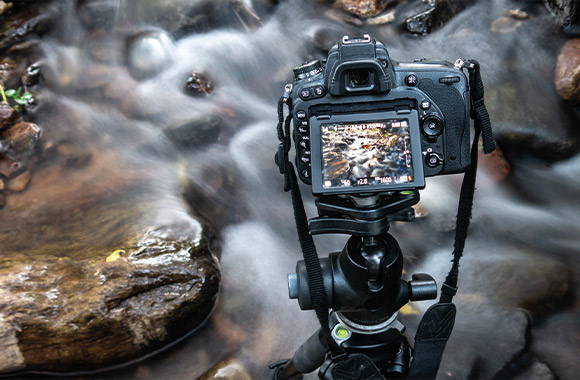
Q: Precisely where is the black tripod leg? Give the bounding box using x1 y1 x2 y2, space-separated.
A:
274 329 328 380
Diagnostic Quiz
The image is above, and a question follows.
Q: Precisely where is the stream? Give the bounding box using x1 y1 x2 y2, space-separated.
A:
1 0 579 379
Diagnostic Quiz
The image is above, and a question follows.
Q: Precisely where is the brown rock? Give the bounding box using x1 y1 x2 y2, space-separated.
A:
0 151 221 373
0 178 4 191
6 121 40 152
338 0 388 18
198 358 252 380
0 192 5 208
6 170 30 192
0 58 22 89
0 156 22 178
555 39 580 102
0 102 20 131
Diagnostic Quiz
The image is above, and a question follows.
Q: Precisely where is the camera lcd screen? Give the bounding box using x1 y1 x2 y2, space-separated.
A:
320 119 414 189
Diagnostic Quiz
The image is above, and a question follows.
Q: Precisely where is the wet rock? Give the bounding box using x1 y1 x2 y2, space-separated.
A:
0 156 22 178
6 170 30 192
126 30 175 80
545 0 580 33
403 0 471 35
198 358 252 380
338 0 388 18
513 359 556 380
0 151 221 373
0 1 12 18
508 9 530 20
404 243 570 378
0 102 20 131
531 309 579 380
163 115 222 149
21 62 41 90
0 2 55 51
185 72 214 96
4 121 40 153
486 56 580 162
0 57 24 90
77 0 118 30
555 39 580 103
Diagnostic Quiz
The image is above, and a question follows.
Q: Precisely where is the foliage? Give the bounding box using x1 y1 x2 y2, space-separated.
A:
3 86 34 112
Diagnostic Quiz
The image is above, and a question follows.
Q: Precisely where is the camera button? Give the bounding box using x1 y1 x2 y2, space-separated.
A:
300 88 311 99
299 139 310 149
405 74 418 86
297 125 309 135
422 115 443 136
314 86 325 96
301 169 311 179
425 152 443 168
420 100 431 110
300 155 311 164
296 110 307 119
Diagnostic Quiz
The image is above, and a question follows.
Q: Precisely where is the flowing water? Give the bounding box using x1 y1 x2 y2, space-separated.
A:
3 0 580 378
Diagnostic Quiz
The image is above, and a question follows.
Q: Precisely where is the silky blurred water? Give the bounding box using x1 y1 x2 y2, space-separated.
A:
8 0 579 378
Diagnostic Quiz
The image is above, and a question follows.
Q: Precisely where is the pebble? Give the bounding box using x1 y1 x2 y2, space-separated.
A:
338 0 388 18
0 101 20 131
555 39 580 102
508 9 530 20
6 170 31 192
6 121 41 153
185 72 214 96
0 156 22 178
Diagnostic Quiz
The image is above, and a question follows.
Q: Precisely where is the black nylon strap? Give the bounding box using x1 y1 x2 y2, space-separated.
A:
408 59 494 379
275 94 345 357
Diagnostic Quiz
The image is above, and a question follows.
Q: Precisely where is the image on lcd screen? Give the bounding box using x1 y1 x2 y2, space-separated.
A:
321 119 414 189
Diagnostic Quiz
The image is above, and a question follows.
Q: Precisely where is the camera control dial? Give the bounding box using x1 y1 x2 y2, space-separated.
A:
293 60 323 80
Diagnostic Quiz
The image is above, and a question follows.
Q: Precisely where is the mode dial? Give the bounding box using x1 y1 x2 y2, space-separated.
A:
293 60 323 80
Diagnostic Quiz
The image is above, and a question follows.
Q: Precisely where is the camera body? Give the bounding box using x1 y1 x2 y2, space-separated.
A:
291 35 471 195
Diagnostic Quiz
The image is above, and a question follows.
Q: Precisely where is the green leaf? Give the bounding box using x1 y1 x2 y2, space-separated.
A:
5 89 16 97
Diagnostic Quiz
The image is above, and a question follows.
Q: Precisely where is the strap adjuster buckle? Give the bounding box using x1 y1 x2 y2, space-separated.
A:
276 143 288 174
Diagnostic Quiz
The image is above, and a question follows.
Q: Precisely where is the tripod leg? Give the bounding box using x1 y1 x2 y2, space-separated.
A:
275 329 328 380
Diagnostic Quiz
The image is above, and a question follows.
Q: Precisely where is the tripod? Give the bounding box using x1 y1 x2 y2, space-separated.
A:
272 191 438 380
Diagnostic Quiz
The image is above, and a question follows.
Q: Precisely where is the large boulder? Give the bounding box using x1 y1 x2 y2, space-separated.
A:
0 147 220 373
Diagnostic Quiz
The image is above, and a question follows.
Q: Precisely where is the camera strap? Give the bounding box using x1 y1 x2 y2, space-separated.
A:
275 85 346 359
407 59 495 380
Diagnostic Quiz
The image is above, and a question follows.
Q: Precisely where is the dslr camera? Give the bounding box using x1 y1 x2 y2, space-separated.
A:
291 34 471 195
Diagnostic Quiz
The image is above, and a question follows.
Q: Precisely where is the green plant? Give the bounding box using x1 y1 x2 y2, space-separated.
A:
0 83 33 112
